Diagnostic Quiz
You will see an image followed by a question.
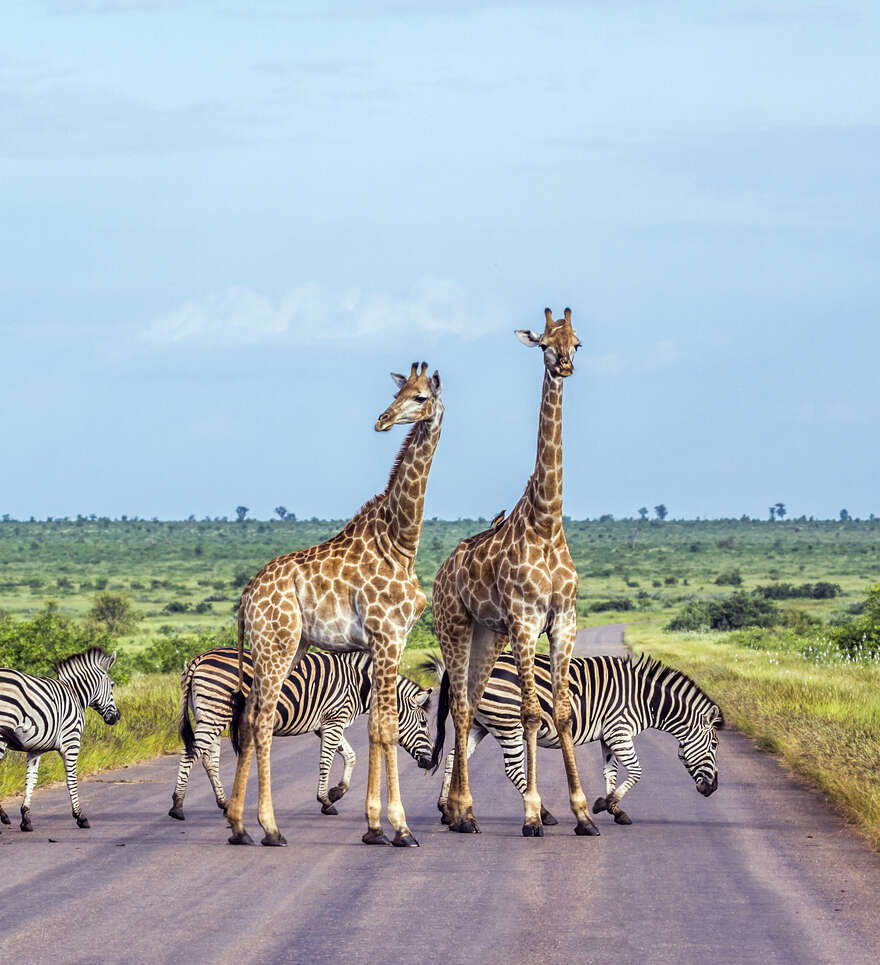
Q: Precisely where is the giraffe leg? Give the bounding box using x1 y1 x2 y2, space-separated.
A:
549 614 598 836
438 723 487 823
363 694 391 845
226 687 256 845
509 621 546 837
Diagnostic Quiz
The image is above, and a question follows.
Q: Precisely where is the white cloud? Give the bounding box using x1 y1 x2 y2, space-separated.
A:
140 278 504 346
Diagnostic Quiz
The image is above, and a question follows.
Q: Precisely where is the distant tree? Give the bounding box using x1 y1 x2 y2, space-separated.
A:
775 502 786 520
840 508 851 521
654 504 668 521
598 513 614 523
235 506 249 522
274 506 288 520
638 507 648 520
86 593 141 638
768 506 776 521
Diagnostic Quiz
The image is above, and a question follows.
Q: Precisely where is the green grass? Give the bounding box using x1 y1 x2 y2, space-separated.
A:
627 621 880 850
0 674 180 800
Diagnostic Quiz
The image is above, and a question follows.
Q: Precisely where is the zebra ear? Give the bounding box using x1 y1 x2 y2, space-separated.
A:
103 651 117 670
712 706 725 729
414 689 432 707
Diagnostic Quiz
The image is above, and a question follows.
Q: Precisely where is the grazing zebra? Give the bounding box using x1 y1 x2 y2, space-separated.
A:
0 648 120 833
168 648 433 821
432 651 723 826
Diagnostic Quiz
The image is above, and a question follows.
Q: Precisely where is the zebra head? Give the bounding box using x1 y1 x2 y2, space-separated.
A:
54 648 121 725
677 704 723 797
395 676 434 769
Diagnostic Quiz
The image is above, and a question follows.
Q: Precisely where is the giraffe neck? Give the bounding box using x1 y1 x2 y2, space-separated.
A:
527 369 564 537
383 402 443 558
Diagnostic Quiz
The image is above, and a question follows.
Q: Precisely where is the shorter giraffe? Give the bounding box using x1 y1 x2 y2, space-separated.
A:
431 308 599 837
224 362 443 847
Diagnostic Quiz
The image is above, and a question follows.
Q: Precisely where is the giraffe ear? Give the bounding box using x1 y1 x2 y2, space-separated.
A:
515 329 542 347
430 370 442 395
390 372 407 390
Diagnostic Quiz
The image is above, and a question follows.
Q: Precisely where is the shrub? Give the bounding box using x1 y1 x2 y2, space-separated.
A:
827 584 880 659
715 569 743 586
666 592 780 632
0 604 112 677
754 582 842 600
86 592 141 638
590 597 635 613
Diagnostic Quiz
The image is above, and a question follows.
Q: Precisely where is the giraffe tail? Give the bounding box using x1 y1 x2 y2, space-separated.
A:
428 666 451 774
178 659 198 758
229 603 247 756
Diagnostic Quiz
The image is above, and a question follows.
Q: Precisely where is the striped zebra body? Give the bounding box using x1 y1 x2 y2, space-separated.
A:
169 648 433 821
436 651 723 826
0 648 120 833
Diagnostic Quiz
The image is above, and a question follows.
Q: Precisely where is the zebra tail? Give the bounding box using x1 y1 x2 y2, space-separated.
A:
429 669 451 774
178 661 197 758
230 603 248 757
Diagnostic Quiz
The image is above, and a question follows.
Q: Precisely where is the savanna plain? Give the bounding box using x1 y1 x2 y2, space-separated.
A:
1 514 878 847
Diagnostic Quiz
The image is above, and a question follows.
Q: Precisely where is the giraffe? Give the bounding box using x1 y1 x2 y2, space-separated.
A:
431 307 599 837
224 362 443 848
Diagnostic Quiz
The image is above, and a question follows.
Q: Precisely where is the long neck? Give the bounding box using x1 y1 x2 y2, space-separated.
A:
527 370 564 536
384 403 443 558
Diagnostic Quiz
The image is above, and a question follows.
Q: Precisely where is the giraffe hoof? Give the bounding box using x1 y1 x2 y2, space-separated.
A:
392 830 420 848
439 809 453 826
362 828 392 845
592 797 608 814
614 811 633 825
168 807 185 821
575 819 601 836
540 807 558 826
321 804 339 815
261 831 287 847
522 823 544 837
327 786 345 803
450 818 480 834
227 830 255 846
76 816 90 829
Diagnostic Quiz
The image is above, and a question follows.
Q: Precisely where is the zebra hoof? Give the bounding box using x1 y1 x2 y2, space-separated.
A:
76 816 90 829
0 807 10 825
614 811 633 825
168 807 185 821
592 797 608 814
522 823 544 838
327 786 345 803
227 830 255 846
261 831 287 847
217 801 228 813
362 828 392 845
321 803 339 815
575 819 600 836
20 819 34 833
450 818 480 834
392 830 420 848
540 807 558 826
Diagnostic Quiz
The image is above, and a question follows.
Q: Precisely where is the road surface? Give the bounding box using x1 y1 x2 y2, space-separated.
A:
1 625 878 964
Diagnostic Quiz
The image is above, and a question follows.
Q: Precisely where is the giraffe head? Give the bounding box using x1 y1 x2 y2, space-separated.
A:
375 361 443 432
515 307 581 377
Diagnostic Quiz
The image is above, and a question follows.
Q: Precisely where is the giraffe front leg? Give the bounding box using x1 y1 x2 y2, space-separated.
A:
20 752 42 832
438 724 487 824
509 622 546 837
550 616 599 837
315 722 345 814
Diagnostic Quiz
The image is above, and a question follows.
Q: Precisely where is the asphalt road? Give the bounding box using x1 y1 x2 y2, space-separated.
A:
1 625 878 965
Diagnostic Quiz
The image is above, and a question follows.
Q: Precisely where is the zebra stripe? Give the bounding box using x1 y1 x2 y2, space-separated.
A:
169 648 433 820
0 648 120 833
436 651 723 826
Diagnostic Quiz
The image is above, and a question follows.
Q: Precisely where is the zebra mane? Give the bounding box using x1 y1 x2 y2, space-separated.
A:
53 647 113 680
630 652 724 726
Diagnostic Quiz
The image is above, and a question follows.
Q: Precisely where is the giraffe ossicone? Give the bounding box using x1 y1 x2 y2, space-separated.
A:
223 361 443 848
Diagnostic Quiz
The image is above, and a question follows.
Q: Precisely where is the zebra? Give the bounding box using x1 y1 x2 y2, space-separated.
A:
0 648 120 833
168 647 434 821
431 651 723 826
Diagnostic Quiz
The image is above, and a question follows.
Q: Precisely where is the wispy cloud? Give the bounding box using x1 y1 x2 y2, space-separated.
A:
140 279 504 346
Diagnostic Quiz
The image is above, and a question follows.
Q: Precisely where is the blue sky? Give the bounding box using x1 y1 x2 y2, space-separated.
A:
2 0 878 521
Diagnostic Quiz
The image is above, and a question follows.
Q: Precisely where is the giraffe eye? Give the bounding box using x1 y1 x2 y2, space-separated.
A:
413 395 428 403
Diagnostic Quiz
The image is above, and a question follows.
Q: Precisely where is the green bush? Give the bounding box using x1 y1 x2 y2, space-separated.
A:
590 597 635 613
754 581 841 600
0 603 112 676
828 584 880 659
715 568 743 586
666 591 780 632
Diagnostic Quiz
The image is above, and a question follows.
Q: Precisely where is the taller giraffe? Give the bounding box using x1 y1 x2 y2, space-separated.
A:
432 307 599 837
225 362 443 848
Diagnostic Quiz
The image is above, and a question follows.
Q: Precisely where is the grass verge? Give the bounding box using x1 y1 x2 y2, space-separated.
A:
627 621 880 850
0 673 180 800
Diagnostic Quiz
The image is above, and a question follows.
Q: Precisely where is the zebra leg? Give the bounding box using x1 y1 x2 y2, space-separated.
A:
20 753 41 832
548 613 598 837
169 749 196 820
0 742 10 824
495 723 560 825
316 722 346 814
603 738 641 825
592 739 619 815
438 723 488 824
61 743 90 828
202 735 228 812
329 733 357 804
